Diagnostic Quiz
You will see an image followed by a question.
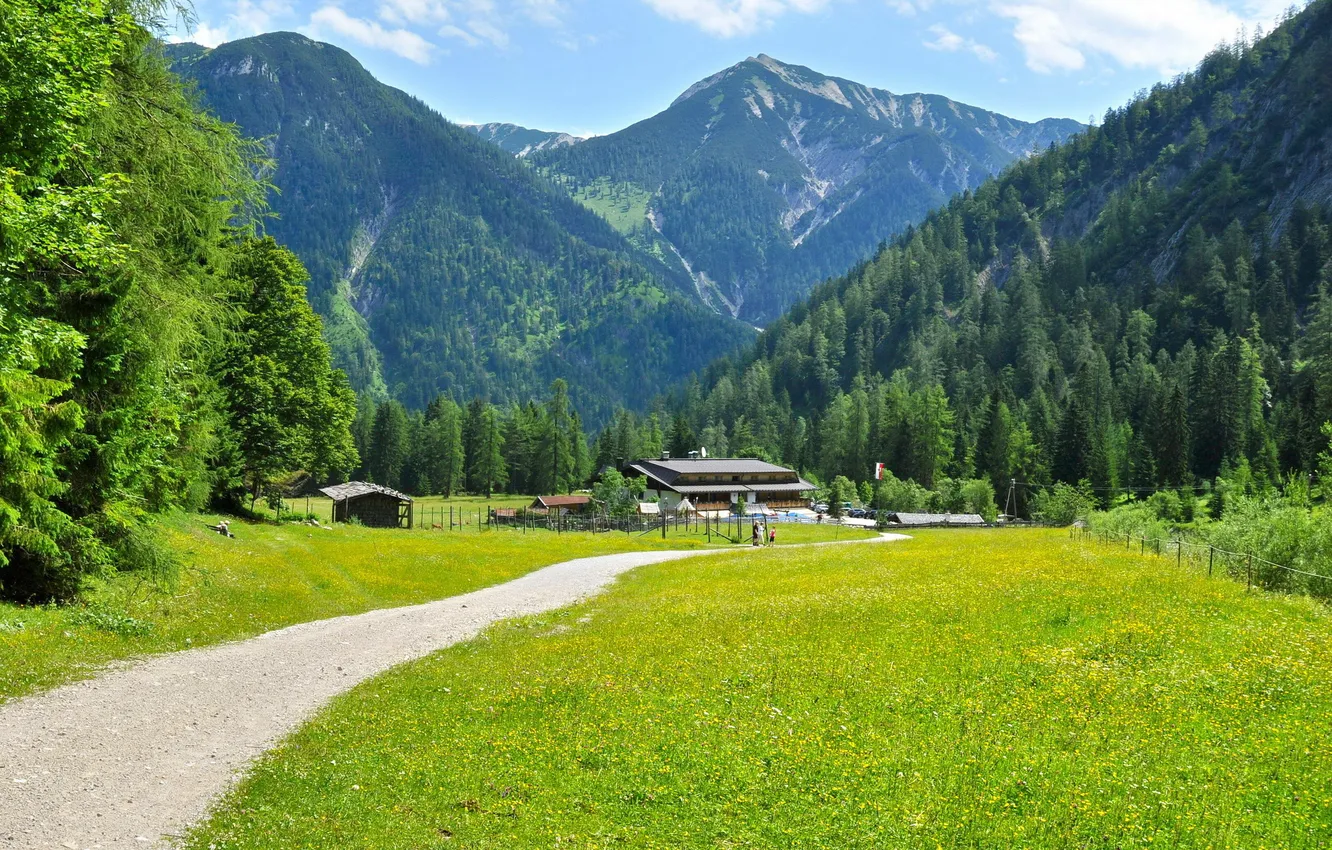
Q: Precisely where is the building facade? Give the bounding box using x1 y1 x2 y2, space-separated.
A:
620 457 815 514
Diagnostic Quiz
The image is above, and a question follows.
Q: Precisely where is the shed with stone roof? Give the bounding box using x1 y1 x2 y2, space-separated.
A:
883 512 987 527
319 482 414 529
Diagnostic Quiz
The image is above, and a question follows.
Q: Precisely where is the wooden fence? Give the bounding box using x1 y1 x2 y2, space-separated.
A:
1072 527 1331 600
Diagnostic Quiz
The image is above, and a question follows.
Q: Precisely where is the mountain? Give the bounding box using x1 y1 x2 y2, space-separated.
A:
655 1 1332 502
464 122 582 157
533 55 1084 324
168 33 749 421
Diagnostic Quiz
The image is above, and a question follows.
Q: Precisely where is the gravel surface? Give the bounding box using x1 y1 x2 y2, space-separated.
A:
0 535 904 849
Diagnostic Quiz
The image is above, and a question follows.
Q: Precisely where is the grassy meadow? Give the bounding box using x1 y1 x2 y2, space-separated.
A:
0 511 871 703
187 529 1332 849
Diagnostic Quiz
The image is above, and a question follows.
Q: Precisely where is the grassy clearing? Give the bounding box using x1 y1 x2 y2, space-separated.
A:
0 512 871 703
188 529 1332 849
567 178 653 234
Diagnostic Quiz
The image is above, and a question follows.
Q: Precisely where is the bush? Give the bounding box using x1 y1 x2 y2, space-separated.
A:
959 479 998 523
873 473 930 513
1032 481 1096 526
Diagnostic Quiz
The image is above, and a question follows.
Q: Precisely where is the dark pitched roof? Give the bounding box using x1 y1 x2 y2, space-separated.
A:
624 457 798 488
319 481 414 502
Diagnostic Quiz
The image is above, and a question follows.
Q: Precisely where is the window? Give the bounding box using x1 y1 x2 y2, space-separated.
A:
731 475 740 482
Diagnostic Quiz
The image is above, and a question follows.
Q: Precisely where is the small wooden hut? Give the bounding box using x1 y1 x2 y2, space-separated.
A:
530 495 592 516
320 482 414 529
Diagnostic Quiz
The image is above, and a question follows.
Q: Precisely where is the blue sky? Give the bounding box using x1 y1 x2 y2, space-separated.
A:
173 0 1296 137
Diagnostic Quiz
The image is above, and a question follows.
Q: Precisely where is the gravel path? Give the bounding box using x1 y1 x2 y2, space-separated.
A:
0 535 905 849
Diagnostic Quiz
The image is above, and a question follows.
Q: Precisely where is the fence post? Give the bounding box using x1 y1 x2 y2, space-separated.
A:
1177 540 1182 570
1208 546 1214 577
1141 536 1144 555
1247 554 1253 591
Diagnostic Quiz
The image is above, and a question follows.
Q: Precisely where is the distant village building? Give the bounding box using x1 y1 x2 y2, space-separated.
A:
620 456 815 514
319 482 414 529
529 495 592 515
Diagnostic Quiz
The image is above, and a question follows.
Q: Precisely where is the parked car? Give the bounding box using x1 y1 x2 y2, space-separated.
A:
812 502 829 513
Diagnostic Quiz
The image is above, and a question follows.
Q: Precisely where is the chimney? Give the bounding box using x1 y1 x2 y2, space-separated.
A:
661 451 670 460
687 450 700 459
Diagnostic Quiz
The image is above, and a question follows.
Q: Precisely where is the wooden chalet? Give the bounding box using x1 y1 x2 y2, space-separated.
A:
620 456 815 514
319 482 414 529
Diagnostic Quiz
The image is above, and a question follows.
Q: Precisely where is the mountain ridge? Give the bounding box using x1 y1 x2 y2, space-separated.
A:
532 53 1084 323
464 122 583 157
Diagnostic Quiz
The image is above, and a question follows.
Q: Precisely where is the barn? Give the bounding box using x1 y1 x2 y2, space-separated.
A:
320 482 414 529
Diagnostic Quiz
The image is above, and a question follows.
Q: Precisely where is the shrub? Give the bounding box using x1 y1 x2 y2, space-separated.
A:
959 479 998 523
873 473 930 513
1032 481 1096 526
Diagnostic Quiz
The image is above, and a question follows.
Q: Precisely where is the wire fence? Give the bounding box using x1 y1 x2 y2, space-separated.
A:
1071 527 1332 600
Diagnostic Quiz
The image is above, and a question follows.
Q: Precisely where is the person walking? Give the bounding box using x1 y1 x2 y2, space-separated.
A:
769 526 776 545
752 519 761 546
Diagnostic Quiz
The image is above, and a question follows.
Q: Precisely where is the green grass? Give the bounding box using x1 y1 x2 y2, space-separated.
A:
186 529 1332 849
0 512 871 703
567 178 653 234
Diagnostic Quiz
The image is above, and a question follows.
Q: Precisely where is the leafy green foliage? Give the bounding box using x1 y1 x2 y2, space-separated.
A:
590 469 647 518
213 238 358 510
0 0 262 599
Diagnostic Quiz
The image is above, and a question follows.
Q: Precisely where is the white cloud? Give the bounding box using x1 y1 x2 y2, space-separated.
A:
169 21 233 47
232 0 294 33
520 0 568 27
439 23 482 44
171 0 294 46
308 5 438 63
379 0 454 24
468 16 511 45
386 0 570 50
641 0 833 38
887 0 935 15
993 0 1287 74
924 23 997 61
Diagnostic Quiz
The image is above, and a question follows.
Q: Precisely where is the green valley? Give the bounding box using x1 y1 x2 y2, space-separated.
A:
168 35 751 420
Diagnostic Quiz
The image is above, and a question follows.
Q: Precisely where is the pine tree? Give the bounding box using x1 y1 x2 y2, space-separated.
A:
1053 399 1094 485
368 401 409 489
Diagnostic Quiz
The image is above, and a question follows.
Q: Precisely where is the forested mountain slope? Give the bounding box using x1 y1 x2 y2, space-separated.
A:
464 122 582 157
532 55 1083 324
169 34 749 420
650 1 1332 507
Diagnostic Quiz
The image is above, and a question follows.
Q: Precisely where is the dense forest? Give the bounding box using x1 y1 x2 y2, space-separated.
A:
638 0 1332 514
0 1 356 600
